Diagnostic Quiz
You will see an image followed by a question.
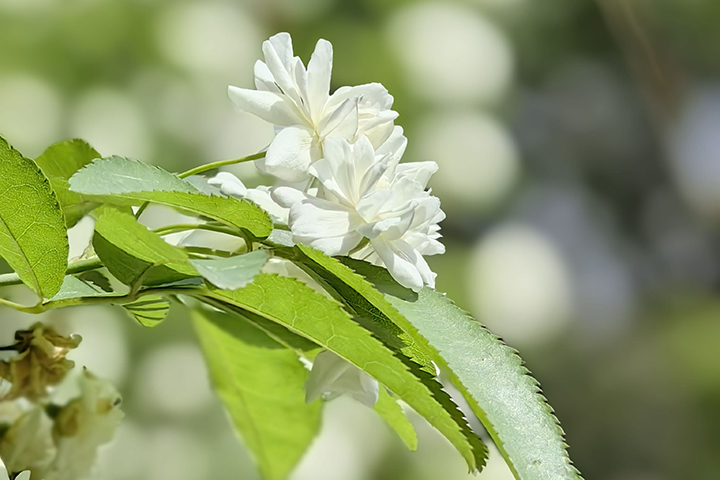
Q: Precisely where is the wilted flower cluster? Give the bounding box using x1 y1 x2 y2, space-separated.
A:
211 32 445 293
0 324 123 480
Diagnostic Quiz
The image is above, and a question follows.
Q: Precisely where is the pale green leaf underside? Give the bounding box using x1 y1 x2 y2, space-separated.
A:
374 388 417 451
207 273 481 471
124 295 170 327
193 307 322 480
35 139 101 227
69 156 272 238
190 250 269 290
0 136 68 298
344 259 582 480
50 275 105 301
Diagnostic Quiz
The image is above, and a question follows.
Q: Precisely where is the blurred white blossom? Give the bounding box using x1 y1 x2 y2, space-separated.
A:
305 351 379 408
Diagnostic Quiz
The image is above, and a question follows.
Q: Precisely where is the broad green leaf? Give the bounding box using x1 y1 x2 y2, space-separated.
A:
0 136 68 298
189 250 269 290
285 246 487 467
206 273 483 471
92 206 197 286
193 306 322 480
345 259 583 480
374 388 417 451
69 156 272 238
35 139 101 227
124 295 170 327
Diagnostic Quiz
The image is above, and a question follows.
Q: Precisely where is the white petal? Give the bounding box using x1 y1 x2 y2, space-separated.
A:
254 60 281 93
246 186 289 224
265 126 317 182
208 172 247 197
262 36 303 106
371 236 424 292
272 185 308 208
307 39 333 122
228 86 301 126
266 33 294 66
396 162 439 189
305 351 379 407
318 97 358 139
290 198 363 255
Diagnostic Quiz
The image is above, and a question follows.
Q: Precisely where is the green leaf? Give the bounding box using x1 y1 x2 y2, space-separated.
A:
285 246 487 468
345 259 583 480
189 250 269 290
124 295 170 327
205 273 484 472
374 388 417 451
92 206 197 286
35 139 101 227
50 275 105 301
0 136 69 298
69 156 272 238
192 306 322 480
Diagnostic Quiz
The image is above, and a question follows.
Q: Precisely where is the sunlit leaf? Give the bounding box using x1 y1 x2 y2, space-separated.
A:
0 136 68 298
69 156 272 238
35 139 101 227
374 387 417 451
344 259 583 480
193 306 322 480
204 273 485 472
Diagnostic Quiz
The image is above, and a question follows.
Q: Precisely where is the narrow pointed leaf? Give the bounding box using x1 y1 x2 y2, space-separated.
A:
0 136 68 298
374 388 417 451
285 246 487 467
35 139 101 227
69 156 271 238
206 273 483 471
193 306 322 480
124 295 170 327
343 259 583 480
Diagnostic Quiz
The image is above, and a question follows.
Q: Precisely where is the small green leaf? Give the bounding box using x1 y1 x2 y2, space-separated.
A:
205 273 484 472
78 270 113 292
92 206 197 286
346 260 583 480
35 139 101 227
0 136 69 298
124 295 170 327
69 156 272 238
189 250 269 290
374 388 417 451
50 275 104 301
193 306 322 480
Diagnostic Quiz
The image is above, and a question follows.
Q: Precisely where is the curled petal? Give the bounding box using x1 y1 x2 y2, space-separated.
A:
265 127 318 182
289 198 364 255
305 351 379 408
228 86 301 127
307 39 333 122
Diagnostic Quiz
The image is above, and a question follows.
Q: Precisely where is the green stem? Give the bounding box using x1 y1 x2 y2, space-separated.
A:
153 223 239 237
0 257 104 289
178 152 265 179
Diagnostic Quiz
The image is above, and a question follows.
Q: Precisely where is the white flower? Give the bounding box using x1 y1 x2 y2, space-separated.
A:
305 351 379 407
274 136 445 291
0 459 30 480
41 371 124 480
0 407 55 474
208 172 289 224
228 32 398 182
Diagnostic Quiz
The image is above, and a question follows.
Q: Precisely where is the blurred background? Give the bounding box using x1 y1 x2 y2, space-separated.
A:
0 0 719 478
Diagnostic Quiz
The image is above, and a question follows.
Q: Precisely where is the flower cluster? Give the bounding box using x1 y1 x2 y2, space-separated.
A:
0 324 123 480
212 33 445 292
